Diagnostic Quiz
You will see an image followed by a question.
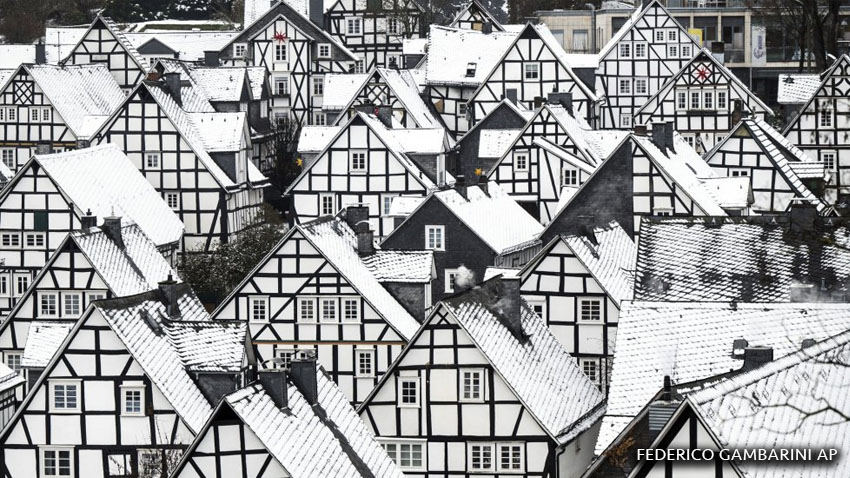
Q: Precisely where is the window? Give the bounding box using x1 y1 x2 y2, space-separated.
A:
681 45 691 58
138 450 163 478
87 291 106 303
40 292 58 317
298 298 316 322
41 108 50 122
562 167 578 187
461 369 484 401
234 43 247 58
703 90 714 110
1 233 20 247
634 78 647 95
620 114 632 128
618 79 631 95
388 17 400 35
321 298 337 322
382 195 396 216
528 300 545 320
466 62 477 77
682 134 695 148
63 293 81 317
667 29 677 41
165 192 179 210
343 298 359 322
819 100 834 128
458 102 467 116
425 225 444 250
581 358 599 384
514 150 529 172
15 275 29 296
572 30 588 52
41 448 73 478
30 108 38 122
356 349 374 377
5 352 21 372
274 348 296 369
145 152 160 169
346 17 363 35
717 90 728 110
668 45 678 57
634 42 647 58
25 232 45 248
823 151 837 171
275 77 289 96
312 76 323 96
523 63 539 80
107 452 133 478
275 43 287 62
0 148 13 169
350 150 366 171
50 380 79 412
122 385 144 416
445 269 458 293
320 194 335 216
730 168 750 177
314 112 326 126
5 106 15 121
690 90 701 110
655 30 665 42
318 43 331 58
653 207 673 216
382 441 425 471
470 443 495 471
676 90 687 110
399 377 419 406
579 298 601 322
249 296 269 322
499 444 523 471
354 60 365 74
619 43 631 58
0 275 6 296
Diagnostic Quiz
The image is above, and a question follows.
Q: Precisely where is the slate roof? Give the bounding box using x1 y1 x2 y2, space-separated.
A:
634 216 850 302
0 362 23 394
701 176 753 210
425 25 517 86
126 31 238 62
322 73 370 111
449 0 505 30
777 74 821 105
246 67 267 100
184 67 250 103
479 129 521 158
186 112 246 152
27 144 184 247
559 221 636 306
376 68 440 128
207 367 405 477
441 278 605 444
25 64 126 139
22 322 74 368
597 301 850 454
0 45 35 68
362 250 434 283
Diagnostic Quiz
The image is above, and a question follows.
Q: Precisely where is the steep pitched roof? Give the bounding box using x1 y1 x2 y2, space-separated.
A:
22 322 74 368
777 73 821 105
322 73 370 111
126 31 238 62
361 250 434 283
0 362 23 394
635 216 850 302
559 222 636 306
63 16 150 71
449 0 505 30
597 0 698 61
783 54 850 135
425 25 517 86
597 301 850 454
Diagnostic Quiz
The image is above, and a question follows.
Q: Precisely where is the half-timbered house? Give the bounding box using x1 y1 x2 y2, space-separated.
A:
467 24 596 125
634 51 771 153
0 361 24 428
61 16 150 91
0 219 179 391
0 144 183 318
0 283 251 478
92 78 268 252
783 54 850 206
212 206 432 405
170 354 406 478
358 277 606 477
287 112 450 238
487 98 628 223
594 0 700 129
449 0 505 31
217 1 357 125
381 179 543 303
519 221 635 393
424 25 517 136
0 63 125 172
704 117 828 214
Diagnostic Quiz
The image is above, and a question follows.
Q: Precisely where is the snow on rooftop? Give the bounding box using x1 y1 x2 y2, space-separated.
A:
322 73 369 110
298 126 343 153
187 112 246 152
186 67 248 103
388 196 425 217
426 25 517 86
777 74 821 105
125 31 238 62
479 129 521 158
403 37 428 55
362 250 434 283
0 45 35 69
560 222 636 306
22 322 74 368
700 176 752 210
44 26 87 64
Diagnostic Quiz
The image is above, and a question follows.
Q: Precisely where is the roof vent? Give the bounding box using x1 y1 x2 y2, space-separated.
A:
801 338 817 349
140 310 162 335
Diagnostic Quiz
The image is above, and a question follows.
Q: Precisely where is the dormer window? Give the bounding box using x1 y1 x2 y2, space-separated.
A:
466 62 477 77
234 43 247 58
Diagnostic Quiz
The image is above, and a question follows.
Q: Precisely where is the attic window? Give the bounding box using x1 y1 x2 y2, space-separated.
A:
318 43 331 59
233 43 247 58
466 62 477 77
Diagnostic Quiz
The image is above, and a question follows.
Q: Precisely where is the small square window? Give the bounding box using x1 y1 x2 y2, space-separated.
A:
145 152 160 169
314 112 326 126
5 352 21 372
524 63 539 80
50 380 80 412
579 298 601 322
41 448 73 478
634 78 647 95
425 225 444 251
823 152 837 171
655 31 664 42
399 377 419 406
668 45 678 58
653 207 673 216
620 114 632 128
730 168 750 177
321 298 337 322
561 167 578 187
619 43 631 58
63 293 81 317
350 150 367 171
122 385 145 416
634 42 647 58
356 349 375 377
234 43 247 58
514 150 529 172
298 298 316 322
249 296 269 322
274 348 296 369
470 443 495 471
40 293 58 317
667 30 677 41
318 43 331 58
618 79 631 95
343 298 359 322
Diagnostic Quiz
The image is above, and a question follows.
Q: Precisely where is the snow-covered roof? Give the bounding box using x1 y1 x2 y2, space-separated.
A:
184 66 249 103
0 361 23 393
597 301 850 454
26 64 126 139
298 214 422 340
30 144 184 247
385 128 450 154
298 126 343 153
0 45 35 69
563 53 599 69
210 366 405 477
403 37 428 55
322 73 370 111
777 74 821 105
125 31 238 62
425 25 517 86
388 196 425 217
44 26 87 64
441 278 605 443
0 70 13 88
635 215 850 302
186 112 247 152
378 68 440 128
483 266 521 281
362 250 434 283
558 222 636 306
533 138 595 174
246 67 266 100
449 0 505 31
22 322 74 368
479 129 521 158
700 176 752 210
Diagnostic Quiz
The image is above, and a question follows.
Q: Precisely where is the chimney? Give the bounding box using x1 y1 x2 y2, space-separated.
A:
163 72 182 106
290 351 319 406
651 122 674 152
375 105 393 129
344 205 369 229
258 369 289 410
147 71 162 82
788 201 819 233
731 338 748 359
204 50 219 67
801 338 817 349
494 277 526 343
101 216 124 249
482 22 493 34
80 209 97 229
454 175 467 199
355 221 375 257
547 91 573 114
158 273 180 319
533 96 544 109
664 121 675 152
505 88 518 104
789 282 817 302
647 376 678 438
35 142 51 155
309 0 325 28
35 42 46 64
741 346 773 371
731 99 747 125
634 124 647 136
479 175 489 197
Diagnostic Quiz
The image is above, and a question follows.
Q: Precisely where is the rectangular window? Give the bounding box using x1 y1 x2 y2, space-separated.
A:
523 63 539 80
321 298 337 322
234 43 247 58
579 298 601 322
470 443 495 471
346 17 363 35
399 377 419 406
41 448 73 478
676 90 687 110
466 62 477 77
619 43 630 58
2 233 20 247
25 232 45 248
145 152 160 169
63 293 81 317
350 150 366 171
618 79 631 95
275 77 289 96
730 168 750 177
320 194 336 216
655 30 664 42
668 45 678 58
461 369 484 401
819 100 834 128
0 148 13 169
823 151 837 171
703 90 714 110
314 112 326 126
513 150 529 172
41 108 50 122
425 225 444 251
562 167 578 187
382 195 396 216
458 102 467 116
318 43 331 58
0 275 6 296
356 349 375 377
51 380 79 412
634 78 647 95
354 60 365 74
388 17 400 35
620 114 632 128
717 90 728 110
634 42 647 58
15 275 29 296
343 298 359 322
274 348 296 369
653 207 673 216
312 76 323 96
298 298 316 322
249 296 269 322
581 358 599 384
681 45 691 58
667 29 677 41
40 293 58 317
165 192 179 210
690 90 701 110
30 108 39 122
275 43 287 62
122 385 144 416
499 444 523 471
6 106 15 121
382 441 425 471
445 269 458 293
107 452 132 478
5 352 21 372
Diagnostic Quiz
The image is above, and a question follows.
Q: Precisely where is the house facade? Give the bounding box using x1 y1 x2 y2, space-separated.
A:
61 16 149 91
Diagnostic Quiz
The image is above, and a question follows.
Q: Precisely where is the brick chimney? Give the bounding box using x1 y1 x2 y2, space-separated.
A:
344 205 369 230
309 0 325 28
101 216 124 249
158 273 180 319
163 72 182 106
258 369 289 410
355 221 375 257
289 350 318 406
788 201 819 233
80 209 97 229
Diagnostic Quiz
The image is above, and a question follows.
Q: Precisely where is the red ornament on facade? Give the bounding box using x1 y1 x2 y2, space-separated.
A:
273 31 288 43
696 66 710 81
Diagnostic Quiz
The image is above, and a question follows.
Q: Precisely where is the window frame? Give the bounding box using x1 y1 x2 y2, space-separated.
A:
425 225 445 251
121 384 145 417
2 232 20 248
49 379 81 413
634 42 647 58
445 268 459 293
380 439 426 471
819 100 834 128
346 17 363 36
41 447 74 478
513 150 529 172
561 167 579 187
822 151 838 171
468 442 496 471
233 43 248 58
342 297 360 323
523 63 540 80
312 75 323 96
581 358 600 385
5 351 21 372
164 192 180 210
0 147 14 169
249 295 270 323
578 298 602 323
274 43 287 63
25 232 45 249
634 78 648 96
62 292 82 318
460 368 485 402
618 42 631 58
145 152 161 169
297 296 317 322
498 443 525 472
318 43 331 59
618 78 631 95
398 376 420 407
355 348 375 378
320 297 338 323
349 150 367 172
40 292 59 317
320 193 336 216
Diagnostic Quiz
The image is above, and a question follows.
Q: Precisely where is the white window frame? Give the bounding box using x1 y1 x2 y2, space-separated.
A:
355 348 375 377
618 78 631 95
350 150 367 172
655 30 665 42
298 297 317 323
578 298 602 322
318 43 331 58
653 207 673 216
717 90 728 110
425 225 445 251
121 384 145 416
703 90 714 110
469 442 496 471
25 232 45 248
346 17 363 36
165 192 180 210
320 297 338 323
320 193 336 216
823 151 838 171
41 447 74 478
730 168 750 178
819 100 834 128
634 42 647 58
314 112 326 126
634 78 648 96
523 63 539 80
668 45 678 58
312 75 323 96
5 351 21 372
667 29 677 42
498 443 525 472
618 42 631 58
620 114 632 128
233 43 248 58
145 152 161 169
354 60 365 74
275 43 287 63
398 376 420 407
676 90 687 110
445 269 459 293
49 379 81 413
513 150 529 172
62 292 81 318
690 90 701 110
460 368 485 402
342 297 360 322
681 44 691 58
40 292 59 317
274 348 296 369
380 439 426 471
561 167 579 187
2 233 20 248
0 147 13 169
581 358 600 385
382 195 397 216
249 295 270 323
15 274 29 296
275 76 289 96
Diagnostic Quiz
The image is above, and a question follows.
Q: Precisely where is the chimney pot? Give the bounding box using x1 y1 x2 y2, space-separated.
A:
81 209 97 229
158 273 180 319
289 351 319 406
344 205 369 229
801 338 817 349
101 216 124 249
546 92 573 114
634 124 647 136
732 338 749 358
482 22 493 34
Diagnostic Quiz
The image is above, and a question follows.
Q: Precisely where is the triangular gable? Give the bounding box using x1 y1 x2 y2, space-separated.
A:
135 37 177 56
62 16 149 72
597 0 699 61
450 0 505 31
332 68 435 128
783 54 850 135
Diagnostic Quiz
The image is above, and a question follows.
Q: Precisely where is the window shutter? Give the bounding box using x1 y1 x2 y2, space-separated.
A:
34 211 48 231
